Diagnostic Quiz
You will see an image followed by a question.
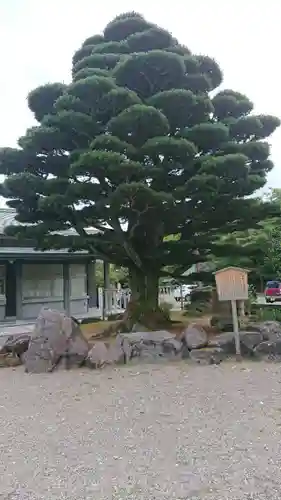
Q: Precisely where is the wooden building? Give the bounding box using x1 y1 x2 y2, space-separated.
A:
0 208 103 321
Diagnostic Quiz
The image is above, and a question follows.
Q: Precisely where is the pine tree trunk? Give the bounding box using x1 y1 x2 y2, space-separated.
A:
123 267 170 330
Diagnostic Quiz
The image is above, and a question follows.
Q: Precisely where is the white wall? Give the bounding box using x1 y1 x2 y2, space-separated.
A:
0 264 5 320
70 263 88 316
21 263 64 319
70 263 86 298
22 263 63 300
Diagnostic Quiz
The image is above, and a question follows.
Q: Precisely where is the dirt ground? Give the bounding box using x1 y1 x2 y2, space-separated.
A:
1 361 281 499
80 311 212 341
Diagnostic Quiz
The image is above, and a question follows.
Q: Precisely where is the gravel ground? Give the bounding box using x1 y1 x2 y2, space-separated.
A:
1 361 281 500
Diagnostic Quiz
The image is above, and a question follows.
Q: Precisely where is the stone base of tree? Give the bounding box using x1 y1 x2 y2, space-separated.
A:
114 299 173 333
3 317 281 371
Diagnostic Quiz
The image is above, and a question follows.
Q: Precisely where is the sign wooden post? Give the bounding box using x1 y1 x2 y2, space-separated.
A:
180 284 184 310
231 299 240 356
214 267 249 358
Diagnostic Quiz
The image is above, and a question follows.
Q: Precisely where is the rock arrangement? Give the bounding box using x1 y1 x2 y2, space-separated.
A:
2 311 281 372
0 309 89 373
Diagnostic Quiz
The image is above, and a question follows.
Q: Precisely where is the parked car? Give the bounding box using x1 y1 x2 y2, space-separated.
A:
173 284 197 302
264 280 281 303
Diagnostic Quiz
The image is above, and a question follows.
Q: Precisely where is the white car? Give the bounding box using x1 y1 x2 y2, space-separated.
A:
173 284 197 302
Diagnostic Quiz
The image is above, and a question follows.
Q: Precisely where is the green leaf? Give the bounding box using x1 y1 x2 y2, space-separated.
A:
82 35 104 48
195 55 223 89
91 41 129 54
113 50 185 98
104 15 153 41
97 88 141 123
73 68 110 82
141 136 197 163
28 83 67 122
68 76 116 112
212 90 253 120
108 104 170 146
148 89 197 131
72 45 95 66
73 53 121 75
181 122 229 153
126 27 173 52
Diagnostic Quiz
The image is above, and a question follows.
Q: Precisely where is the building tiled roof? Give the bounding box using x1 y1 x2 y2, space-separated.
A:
0 209 17 234
0 208 97 236
0 209 97 258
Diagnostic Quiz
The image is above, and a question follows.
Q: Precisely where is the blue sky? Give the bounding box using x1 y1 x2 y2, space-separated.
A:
0 0 280 189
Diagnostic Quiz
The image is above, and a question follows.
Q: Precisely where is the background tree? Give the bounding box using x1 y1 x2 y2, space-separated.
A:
0 12 279 327
95 262 128 287
212 189 281 290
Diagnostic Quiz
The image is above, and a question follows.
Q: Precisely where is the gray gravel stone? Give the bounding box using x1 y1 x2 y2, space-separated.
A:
1 363 281 499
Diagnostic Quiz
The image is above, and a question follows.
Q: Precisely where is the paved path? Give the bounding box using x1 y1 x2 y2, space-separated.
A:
1 362 281 499
0 323 34 338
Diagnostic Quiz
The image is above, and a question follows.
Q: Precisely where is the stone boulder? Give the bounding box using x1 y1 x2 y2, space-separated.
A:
118 330 182 363
86 341 110 369
238 331 263 350
182 324 208 350
248 321 281 342
107 340 126 364
86 339 126 369
0 335 10 352
0 334 31 360
24 309 89 373
0 353 22 368
116 335 132 363
208 331 263 357
189 347 225 365
254 340 281 360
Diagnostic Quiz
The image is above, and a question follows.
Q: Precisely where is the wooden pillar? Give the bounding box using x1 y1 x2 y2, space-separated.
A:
63 262 70 316
103 261 110 315
87 260 97 307
15 260 23 320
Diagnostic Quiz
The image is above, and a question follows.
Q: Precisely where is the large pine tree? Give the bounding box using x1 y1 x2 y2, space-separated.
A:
0 12 279 327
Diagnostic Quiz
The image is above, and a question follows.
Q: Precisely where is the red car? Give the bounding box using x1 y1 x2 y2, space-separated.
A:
264 280 281 303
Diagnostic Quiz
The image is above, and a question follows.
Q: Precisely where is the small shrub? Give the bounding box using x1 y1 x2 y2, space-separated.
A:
184 303 207 317
159 301 173 320
251 304 281 322
190 287 212 304
184 287 212 316
210 315 235 332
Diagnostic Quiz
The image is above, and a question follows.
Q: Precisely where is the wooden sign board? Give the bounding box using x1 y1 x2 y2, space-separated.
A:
214 266 249 302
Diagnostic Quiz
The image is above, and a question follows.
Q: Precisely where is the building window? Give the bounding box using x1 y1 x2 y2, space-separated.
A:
0 265 5 296
70 263 86 298
22 263 63 299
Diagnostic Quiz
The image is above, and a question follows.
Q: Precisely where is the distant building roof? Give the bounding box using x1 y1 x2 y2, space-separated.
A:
0 209 97 259
0 246 90 259
0 208 98 236
0 209 18 235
